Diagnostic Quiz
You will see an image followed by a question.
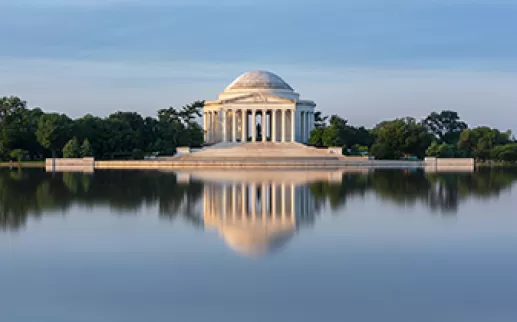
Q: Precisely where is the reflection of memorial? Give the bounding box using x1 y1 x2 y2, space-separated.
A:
202 175 321 257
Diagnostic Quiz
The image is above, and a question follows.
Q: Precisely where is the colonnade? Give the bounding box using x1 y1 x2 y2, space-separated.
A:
203 108 315 144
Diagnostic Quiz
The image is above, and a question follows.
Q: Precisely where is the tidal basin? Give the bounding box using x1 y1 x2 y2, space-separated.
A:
1 168 517 322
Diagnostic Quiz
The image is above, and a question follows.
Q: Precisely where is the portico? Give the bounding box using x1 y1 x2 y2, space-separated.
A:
203 71 316 144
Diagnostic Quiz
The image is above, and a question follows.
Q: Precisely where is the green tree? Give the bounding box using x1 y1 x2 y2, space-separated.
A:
437 143 455 158
36 113 72 158
314 111 328 128
352 126 375 148
62 137 81 158
320 115 347 147
73 114 104 158
0 96 26 122
9 149 27 162
108 111 146 150
156 101 204 150
426 141 440 157
371 118 432 159
423 110 467 144
322 126 341 147
132 149 145 160
318 115 374 148
0 97 43 160
491 144 517 162
178 101 204 126
80 138 93 157
309 127 325 147
457 127 511 160
426 141 455 158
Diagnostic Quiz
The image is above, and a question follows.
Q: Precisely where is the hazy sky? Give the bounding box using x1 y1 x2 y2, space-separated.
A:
1 0 516 131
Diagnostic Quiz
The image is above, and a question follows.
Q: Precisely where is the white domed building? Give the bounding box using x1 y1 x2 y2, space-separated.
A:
204 71 316 144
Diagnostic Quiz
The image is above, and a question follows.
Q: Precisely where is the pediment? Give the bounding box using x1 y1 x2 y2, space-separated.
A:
221 93 295 105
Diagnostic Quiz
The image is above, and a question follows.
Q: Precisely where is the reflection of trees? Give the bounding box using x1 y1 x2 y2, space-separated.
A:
310 174 370 211
0 169 203 231
310 168 517 214
2 168 516 231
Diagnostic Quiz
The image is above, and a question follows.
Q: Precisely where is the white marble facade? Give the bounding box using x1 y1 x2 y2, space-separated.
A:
204 71 316 144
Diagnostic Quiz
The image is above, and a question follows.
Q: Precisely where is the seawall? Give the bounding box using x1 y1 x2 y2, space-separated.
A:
45 157 475 171
45 157 95 172
95 160 425 170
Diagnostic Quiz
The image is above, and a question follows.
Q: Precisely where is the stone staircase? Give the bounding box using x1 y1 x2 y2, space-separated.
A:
174 142 342 162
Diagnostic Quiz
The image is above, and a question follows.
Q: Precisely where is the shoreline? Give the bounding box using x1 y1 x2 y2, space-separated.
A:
2 160 516 170
0 162 44 168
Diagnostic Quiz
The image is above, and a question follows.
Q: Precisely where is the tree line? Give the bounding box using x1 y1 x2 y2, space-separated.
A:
1 96 204 161
309 111 517 161
1 95 516 161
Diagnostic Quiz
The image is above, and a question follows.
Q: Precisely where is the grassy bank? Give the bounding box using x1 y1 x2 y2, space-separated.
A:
0 161 45 168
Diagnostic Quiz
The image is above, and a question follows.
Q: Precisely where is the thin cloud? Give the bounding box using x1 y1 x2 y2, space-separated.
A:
1 58 516 134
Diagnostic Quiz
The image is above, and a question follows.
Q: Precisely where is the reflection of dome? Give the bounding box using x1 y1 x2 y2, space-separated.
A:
218 223 296 258
225 71 294 91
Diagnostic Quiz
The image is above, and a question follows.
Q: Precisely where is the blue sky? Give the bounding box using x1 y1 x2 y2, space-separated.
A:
1 0 516 131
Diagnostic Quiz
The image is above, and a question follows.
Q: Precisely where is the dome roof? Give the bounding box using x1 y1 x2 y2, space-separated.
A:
225 71 294 91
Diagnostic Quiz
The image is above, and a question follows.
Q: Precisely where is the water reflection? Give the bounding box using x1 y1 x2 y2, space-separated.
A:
203 179 317 257
0 169 204 231
1 168 517 233
310 169 517 213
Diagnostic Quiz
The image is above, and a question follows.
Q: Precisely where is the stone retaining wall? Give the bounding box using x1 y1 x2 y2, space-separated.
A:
45 157 95 172
424 157 475 167
95 159 425 169
45 157 475 171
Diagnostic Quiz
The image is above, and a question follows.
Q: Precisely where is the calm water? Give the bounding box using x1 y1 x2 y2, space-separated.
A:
1 168 517 322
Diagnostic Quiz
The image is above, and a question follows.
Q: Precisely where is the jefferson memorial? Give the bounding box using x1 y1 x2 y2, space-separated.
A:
203 71 316 144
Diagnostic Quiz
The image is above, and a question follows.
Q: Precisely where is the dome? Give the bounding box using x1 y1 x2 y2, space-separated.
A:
225 71 294 91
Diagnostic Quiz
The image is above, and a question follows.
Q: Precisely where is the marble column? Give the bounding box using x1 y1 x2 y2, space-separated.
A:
203 112 207 142
281 110 286 142
271 109 277 142
251 110 257 142
208 112 214 142
222 110 227 142
291 110 296 142
302 112 309 143
212 112 216 143
232 109 237 143
300 112 307 143
213 112 217 142
307 112 312 140
303 112 308 143
262 109 267 142
308 112 312 141
206 112 210 142
297 111 305 143
241 109 247 143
